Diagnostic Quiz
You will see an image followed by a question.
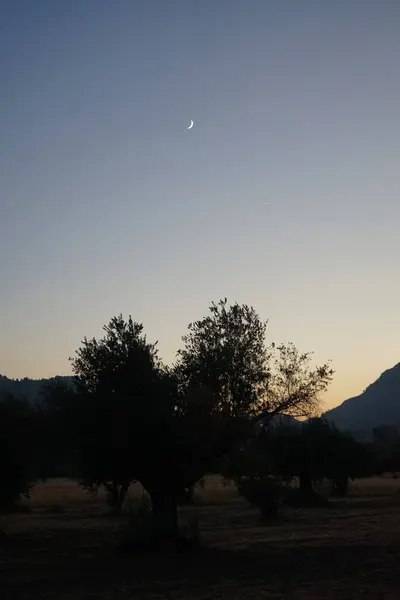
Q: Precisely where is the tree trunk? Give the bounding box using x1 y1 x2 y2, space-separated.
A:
177 485 194 505
289 473 328 506
299 473 313 494
150 490 180 549
116 481 129 515
331 476 349 497
105 481 130 516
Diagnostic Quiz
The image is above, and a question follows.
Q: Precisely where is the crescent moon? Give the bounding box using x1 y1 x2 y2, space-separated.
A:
187 120 194 130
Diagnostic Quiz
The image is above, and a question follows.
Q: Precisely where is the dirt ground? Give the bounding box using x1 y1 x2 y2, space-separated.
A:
1 475 400 599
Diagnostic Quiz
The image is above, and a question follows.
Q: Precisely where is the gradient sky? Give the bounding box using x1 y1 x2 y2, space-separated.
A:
1 0 399 410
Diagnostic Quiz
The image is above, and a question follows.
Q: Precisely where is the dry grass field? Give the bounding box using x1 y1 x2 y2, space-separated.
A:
1 475 400 599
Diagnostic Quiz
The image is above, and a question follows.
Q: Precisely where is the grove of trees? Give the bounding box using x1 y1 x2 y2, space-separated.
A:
1 298 391 550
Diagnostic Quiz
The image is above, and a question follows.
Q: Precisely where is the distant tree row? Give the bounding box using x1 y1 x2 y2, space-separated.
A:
221 416 373 520
0 375 73 404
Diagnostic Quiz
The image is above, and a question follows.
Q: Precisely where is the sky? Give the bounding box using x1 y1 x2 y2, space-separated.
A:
1 0 399 410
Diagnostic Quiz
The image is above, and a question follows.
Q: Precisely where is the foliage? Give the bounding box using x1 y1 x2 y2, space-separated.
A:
322 423 373 484
35 378 79 480
121 493 154 549
0 374 73 404
69 314 191 537
68 315 167 514
67 302 275 546
175 298 271 419
264 343 334 420
239 476 284 520
372 426 400 475
238 418 371 506
219 348 334 493
0 393 35 512
60 299 334 548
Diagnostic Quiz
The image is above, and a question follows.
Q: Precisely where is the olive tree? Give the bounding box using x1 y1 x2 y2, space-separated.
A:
69 299 333 549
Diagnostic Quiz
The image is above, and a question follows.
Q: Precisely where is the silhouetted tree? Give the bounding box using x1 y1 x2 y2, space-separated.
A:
263 343 334 420
372 426 400 477
174 299 272 419
35 378 79 481
0 393 35 516
68 300 333 549
323 424 372 496
68 318 163 517
252 418 370 506
69 305 269 547
176 300 334 519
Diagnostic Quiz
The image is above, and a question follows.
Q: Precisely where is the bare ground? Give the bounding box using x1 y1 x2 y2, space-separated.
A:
1 476 400 599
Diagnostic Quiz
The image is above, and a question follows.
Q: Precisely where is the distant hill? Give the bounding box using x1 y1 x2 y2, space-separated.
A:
0 375 74 403
324 363 400 434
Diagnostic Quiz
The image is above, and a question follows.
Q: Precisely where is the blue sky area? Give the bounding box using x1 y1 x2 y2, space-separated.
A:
1 1 399 409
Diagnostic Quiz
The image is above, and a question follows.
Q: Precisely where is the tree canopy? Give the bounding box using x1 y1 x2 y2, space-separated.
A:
43 298 334 548
0 393 36 513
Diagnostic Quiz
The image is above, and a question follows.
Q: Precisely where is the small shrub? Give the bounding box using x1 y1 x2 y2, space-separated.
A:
239 477 283 521
119 493 154 551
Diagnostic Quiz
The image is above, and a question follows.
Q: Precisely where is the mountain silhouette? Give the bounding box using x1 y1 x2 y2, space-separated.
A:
0 375 74 403
324 363 400 433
